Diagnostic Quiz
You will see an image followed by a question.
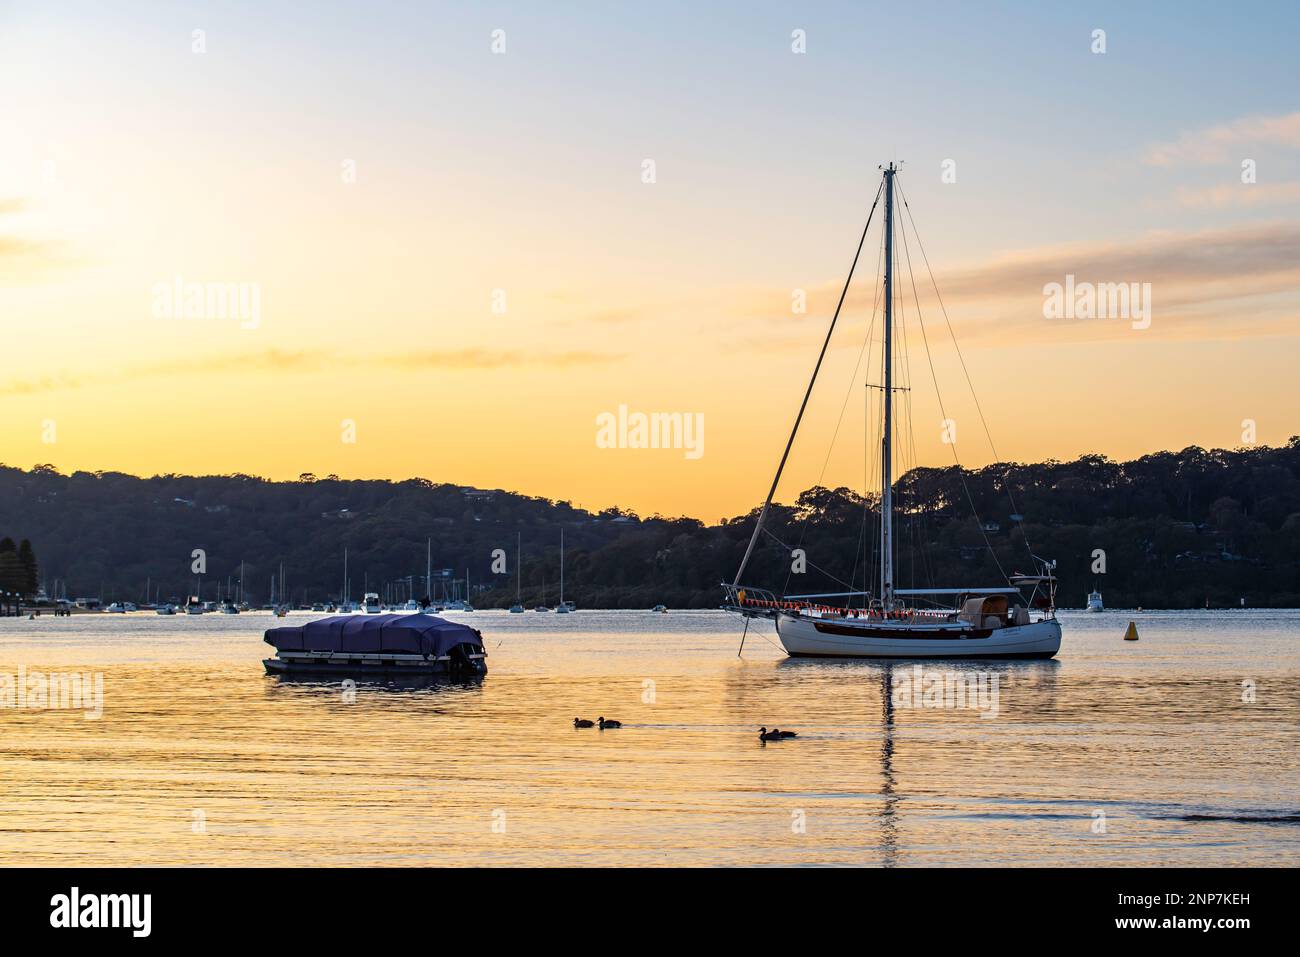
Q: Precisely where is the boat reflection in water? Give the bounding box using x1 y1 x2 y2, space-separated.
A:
266 672 485 693
772 655 1061 866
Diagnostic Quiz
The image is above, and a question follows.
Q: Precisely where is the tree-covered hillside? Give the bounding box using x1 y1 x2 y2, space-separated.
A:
2 438 1298 609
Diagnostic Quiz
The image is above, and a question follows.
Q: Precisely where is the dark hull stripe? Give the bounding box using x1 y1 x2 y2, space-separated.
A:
787 650 1058 660
809 620 993 640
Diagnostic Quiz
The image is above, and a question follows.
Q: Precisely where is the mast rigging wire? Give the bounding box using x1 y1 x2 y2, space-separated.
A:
731 179 885 587
893 189 1006 580
895 177 1037 566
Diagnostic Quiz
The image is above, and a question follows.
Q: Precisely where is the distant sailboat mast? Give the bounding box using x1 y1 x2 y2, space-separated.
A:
559 528 565 607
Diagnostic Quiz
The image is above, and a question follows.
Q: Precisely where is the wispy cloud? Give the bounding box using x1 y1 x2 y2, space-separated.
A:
732 221 1300 347
919 221 1300 303
0 236 56 279
1173 181 1300 209
1145 110 1300 166
0 347 625 397
0 197 64 278
392 348 624 370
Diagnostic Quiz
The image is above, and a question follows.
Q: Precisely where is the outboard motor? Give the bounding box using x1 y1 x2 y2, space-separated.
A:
448 643 486 678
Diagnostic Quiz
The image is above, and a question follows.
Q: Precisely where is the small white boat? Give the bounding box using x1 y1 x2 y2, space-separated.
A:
104 602 127 614
155 603 177 616
1086 590 1104 612
361 592 381 614
185 604 204 615
554 530 572 613
507 533 525 614
651 604 667 614
219 602 240 615
400 599 422 613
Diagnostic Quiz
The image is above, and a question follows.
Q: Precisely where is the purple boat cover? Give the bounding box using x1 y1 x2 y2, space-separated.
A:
264 614 484 657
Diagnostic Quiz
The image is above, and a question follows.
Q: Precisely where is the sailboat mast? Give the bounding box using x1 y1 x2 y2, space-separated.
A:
880 162 896 610
559 528 564 605
516 532 521 603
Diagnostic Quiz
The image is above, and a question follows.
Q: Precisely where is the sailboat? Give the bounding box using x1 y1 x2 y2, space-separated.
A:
509 532 525 613
724 162 1061 660
461 567 475 612
274 563 291 617
555 529 572 612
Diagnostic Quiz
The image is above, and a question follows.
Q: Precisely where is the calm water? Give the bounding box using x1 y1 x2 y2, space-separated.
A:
1 609 1296 867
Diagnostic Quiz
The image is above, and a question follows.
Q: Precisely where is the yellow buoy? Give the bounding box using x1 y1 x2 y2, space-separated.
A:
1123 621 1139 641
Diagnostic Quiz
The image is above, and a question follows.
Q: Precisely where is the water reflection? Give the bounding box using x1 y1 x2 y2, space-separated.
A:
879 663 898 868
266 673 486 693
1 610 1296 866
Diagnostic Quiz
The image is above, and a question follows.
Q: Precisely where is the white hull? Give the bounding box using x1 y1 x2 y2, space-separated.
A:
774 613 1061 659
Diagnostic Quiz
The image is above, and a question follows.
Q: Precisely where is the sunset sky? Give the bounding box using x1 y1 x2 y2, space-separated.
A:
2 1 1298 522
